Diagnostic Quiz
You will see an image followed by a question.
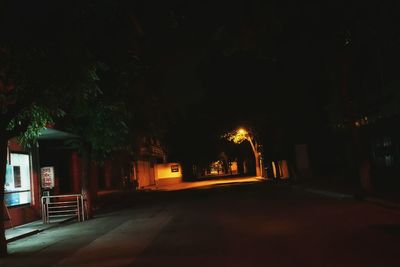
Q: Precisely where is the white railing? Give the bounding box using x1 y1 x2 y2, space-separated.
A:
41 194 85 223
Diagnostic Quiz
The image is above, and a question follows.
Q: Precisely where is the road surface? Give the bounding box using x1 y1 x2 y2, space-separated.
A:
2 179 400 267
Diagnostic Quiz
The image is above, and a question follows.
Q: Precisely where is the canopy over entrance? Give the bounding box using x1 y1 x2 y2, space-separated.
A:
38 128 79 140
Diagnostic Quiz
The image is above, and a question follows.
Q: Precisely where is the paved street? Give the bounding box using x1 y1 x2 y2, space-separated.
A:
2 179 400 267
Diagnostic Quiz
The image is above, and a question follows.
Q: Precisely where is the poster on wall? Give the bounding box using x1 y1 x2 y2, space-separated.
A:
41 166 55 189
13 166 21 188
5 165 13 188
5 153 32 207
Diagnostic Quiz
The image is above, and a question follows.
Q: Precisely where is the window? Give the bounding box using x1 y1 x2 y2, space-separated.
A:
4 153 32 206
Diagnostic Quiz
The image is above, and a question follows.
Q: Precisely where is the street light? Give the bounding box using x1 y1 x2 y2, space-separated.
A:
223 128 263 177
238 128 247 135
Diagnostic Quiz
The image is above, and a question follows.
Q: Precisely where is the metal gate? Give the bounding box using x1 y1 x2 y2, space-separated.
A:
41 194 85 223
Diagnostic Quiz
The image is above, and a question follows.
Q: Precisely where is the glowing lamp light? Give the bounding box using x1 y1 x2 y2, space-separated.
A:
237 128 247 135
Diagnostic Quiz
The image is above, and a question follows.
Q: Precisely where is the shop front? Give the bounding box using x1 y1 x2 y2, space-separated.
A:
4 128 80 229
4 138 41 228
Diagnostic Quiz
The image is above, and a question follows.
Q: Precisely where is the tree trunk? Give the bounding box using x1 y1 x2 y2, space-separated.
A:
89 161 98 210
341 50 364 193
254 151 261 177
248 139 262 177
81 144 93 219
0 135 8 257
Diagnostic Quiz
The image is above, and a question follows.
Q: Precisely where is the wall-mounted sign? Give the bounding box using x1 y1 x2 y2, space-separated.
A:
41 166 55 189
171 164 179 173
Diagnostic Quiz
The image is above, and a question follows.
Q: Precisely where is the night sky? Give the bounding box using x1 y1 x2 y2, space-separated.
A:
2 0 400 164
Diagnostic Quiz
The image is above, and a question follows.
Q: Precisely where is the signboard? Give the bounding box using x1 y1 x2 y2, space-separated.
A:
41 166 55 189
171 164 179 173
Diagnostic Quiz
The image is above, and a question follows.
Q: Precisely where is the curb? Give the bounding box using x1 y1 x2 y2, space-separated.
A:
304 188 354 199
290 185 348 198
6 229 40 243
6 216 77 243
363 197 400 210
291 184 354 199
292 185 400 210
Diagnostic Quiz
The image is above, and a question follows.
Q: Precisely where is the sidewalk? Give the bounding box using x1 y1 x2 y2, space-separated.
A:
5 217 75 243
5 189 126 244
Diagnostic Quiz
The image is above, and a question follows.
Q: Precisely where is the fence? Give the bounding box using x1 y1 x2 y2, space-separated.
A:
41 194 85 223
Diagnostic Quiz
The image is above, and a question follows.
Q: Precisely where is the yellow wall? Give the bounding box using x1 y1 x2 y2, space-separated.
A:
136 160 156 187
230 161 238 174
156 163 182 179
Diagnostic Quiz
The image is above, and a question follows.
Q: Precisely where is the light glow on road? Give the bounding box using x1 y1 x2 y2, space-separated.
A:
149 176 263 191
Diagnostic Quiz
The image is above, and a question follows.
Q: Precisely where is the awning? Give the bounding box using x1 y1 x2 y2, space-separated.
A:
37 128 80 140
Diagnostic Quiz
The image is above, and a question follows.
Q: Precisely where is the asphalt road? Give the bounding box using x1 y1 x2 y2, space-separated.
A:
2 181 400 267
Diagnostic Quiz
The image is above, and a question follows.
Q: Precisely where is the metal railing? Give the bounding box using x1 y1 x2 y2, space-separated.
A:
41 194 85 223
